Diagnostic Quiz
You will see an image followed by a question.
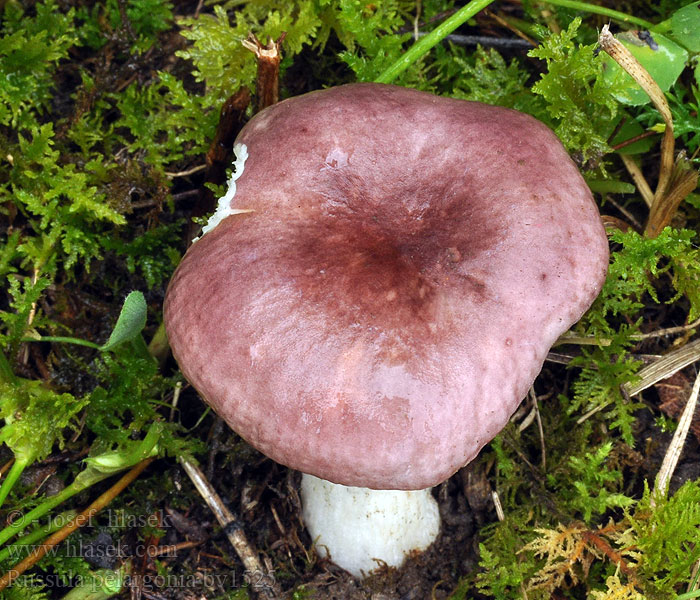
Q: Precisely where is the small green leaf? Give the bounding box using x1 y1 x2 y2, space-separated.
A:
83 423 161 475
100 291 147 351
667 1 700 53
601 31 688 106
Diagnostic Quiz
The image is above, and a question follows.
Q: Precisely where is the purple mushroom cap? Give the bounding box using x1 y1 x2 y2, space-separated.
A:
164 83 609 490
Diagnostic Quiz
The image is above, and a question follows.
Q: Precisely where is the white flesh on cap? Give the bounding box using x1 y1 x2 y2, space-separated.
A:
193 143 252 242
301 473 440 577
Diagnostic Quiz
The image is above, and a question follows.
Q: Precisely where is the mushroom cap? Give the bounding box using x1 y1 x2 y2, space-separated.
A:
164 83 608 490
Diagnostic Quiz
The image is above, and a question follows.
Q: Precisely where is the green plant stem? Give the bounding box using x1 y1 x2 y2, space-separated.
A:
130 334 156 363
0 460 152 592
59 566 128 600
374 0 497 84
0 510 77 563
0 477 96 547
0 349 17 384
20 336 101 349
495 13 542 40
0 464 139 547
147 321 169 367
0 458 28 509
540 0 656 30
585 180 636 194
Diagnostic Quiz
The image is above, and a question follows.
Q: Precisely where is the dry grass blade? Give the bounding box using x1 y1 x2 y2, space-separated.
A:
596 25 699 239
491 490 505 522
601 214 635 232
645 153 699 237
555 332 611 346
624 338 700 396
484 9 539 46
620 154 654 208
598 25 674 206
653 369 700 502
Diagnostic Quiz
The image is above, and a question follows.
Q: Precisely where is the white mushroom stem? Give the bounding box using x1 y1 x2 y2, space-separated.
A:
300 473 440 578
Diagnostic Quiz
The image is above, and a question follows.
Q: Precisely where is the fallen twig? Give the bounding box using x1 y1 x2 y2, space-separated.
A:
178 456 281 599
242 33 285 112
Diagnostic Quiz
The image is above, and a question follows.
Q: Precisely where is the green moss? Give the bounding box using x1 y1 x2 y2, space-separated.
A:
528 18 619 161
0 1 78 129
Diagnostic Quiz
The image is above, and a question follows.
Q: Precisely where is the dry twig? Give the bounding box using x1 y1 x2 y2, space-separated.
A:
242 33 285 113
178 457 281 599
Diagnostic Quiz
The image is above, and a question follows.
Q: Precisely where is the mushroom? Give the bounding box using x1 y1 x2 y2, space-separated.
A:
163 83 609 577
